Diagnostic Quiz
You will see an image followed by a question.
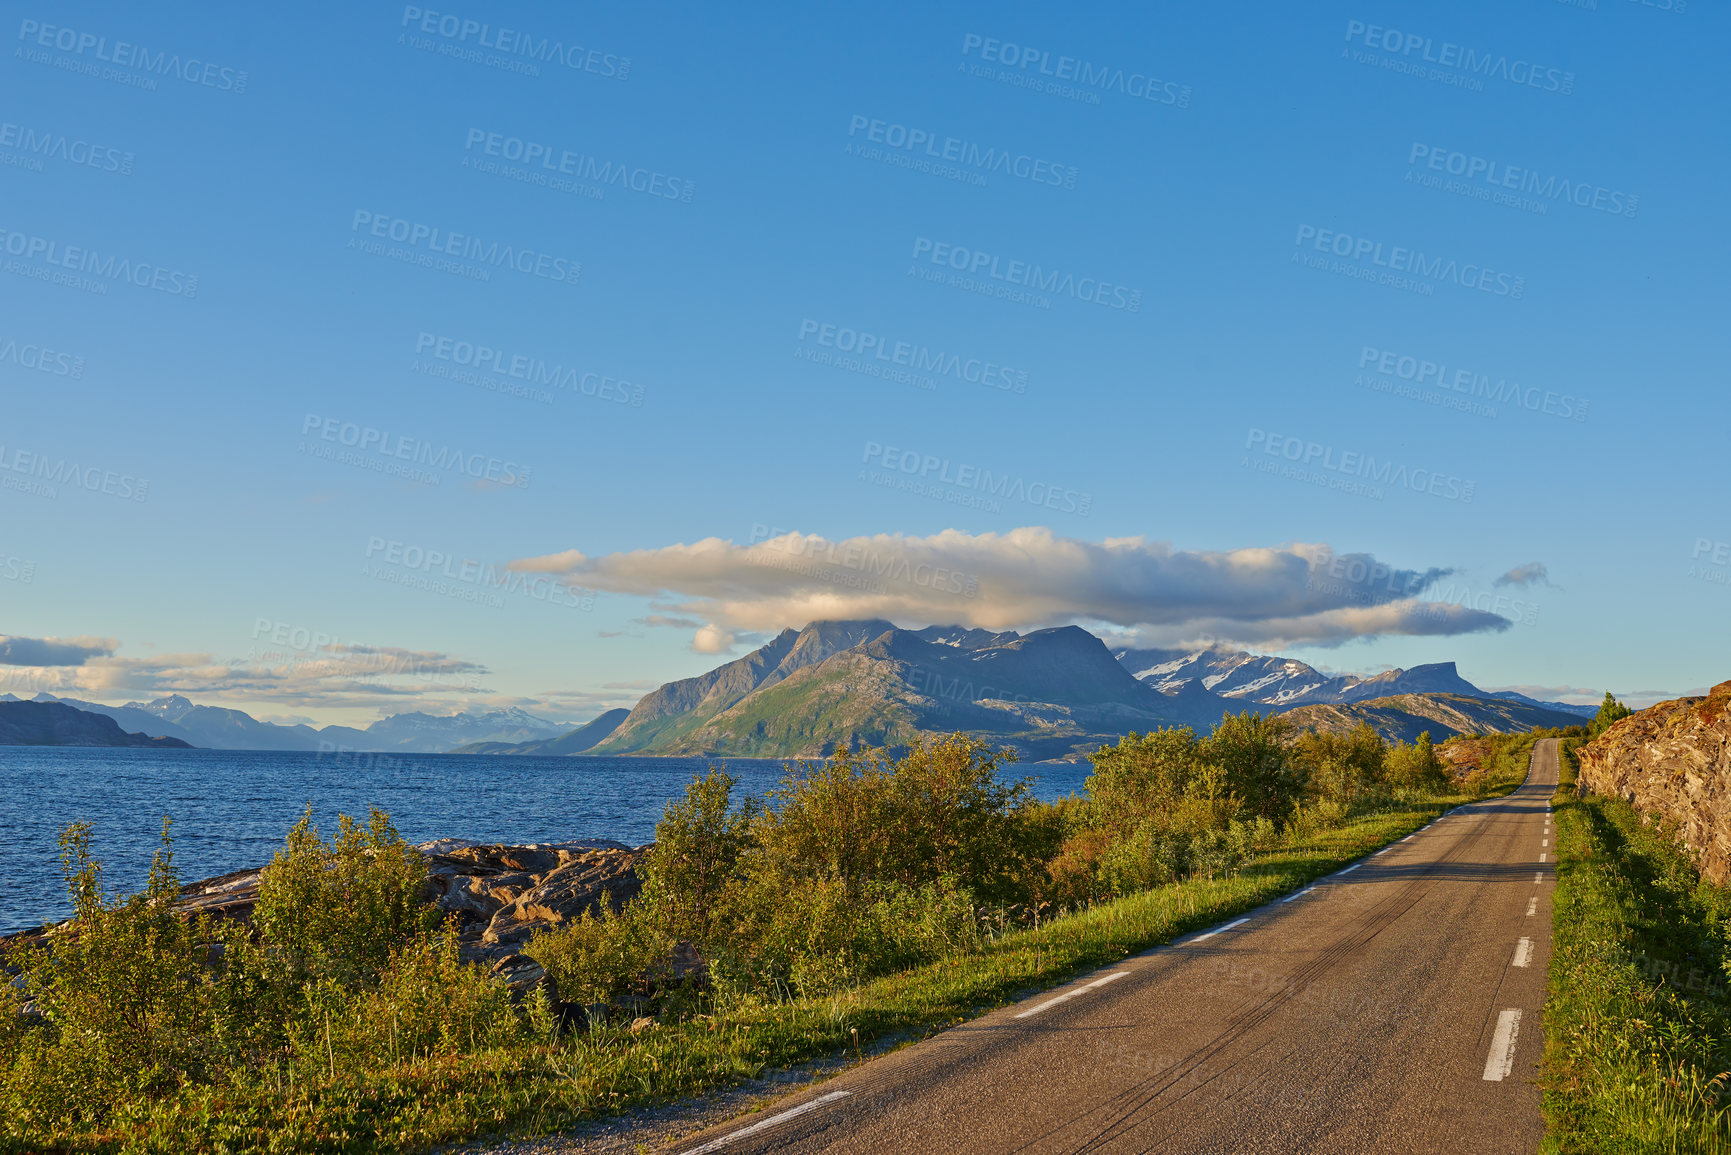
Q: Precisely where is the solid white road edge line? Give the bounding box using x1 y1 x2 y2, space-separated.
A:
1189 917 1252 943
1513 938 1534 968
677 1091 853 1154
1013 971 1129 1019
1482 1010 1523 1082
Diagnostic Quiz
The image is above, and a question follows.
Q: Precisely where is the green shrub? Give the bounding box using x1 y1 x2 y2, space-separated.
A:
1291 723 1388 808
1383 732 1450 791
3 821 217 1127
1204 711 1303 822
523 899 674 1008
253 806 436 983
637 767 757 947
0 808 533 1147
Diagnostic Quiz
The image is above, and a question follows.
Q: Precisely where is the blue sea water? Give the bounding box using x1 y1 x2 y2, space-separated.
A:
0 747 1092 934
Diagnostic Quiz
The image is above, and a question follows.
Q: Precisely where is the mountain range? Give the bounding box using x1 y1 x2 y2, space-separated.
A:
0 700 193 748
0 693 575 753
1113 645 1595 717
7 621 1596 760
480 621 1589 761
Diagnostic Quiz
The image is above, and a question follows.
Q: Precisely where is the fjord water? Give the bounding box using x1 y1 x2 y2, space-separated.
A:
0 747 1092 934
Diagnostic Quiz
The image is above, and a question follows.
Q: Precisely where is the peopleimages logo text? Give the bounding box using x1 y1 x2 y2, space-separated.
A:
1358 346 1586 421
300 414 531 488
911 237 1142 311
1246 428 1474 503
413 332 644 406
1408 144 1635 218
463 129 693 201
846 115 1078 188
960 34 1191 107
349 211 579 284
798 320 1027 393
0 120 133 174
0 226 197 296
863 441 1092 515
399 7 628 78
16 19 248 92
1294 225 1524 298
1343 20 1573 94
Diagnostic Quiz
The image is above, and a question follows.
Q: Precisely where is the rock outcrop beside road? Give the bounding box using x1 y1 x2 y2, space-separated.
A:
1577 679 1731 885
7 839 650 996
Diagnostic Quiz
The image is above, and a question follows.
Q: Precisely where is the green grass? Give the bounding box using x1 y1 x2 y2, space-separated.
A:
1542 739 1731 1153
5 791 1497 1155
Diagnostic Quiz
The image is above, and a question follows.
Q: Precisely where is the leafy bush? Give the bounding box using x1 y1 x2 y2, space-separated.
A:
1203 711 1303 821
637 767 757 946
1382 731 1450 791
3 822 216 1126
253 806 436 982
0 808 535 1146
523 899 673 1008
1291 723 1388 808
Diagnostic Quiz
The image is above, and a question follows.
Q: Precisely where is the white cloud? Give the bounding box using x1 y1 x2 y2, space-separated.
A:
1495 562 1553 588
691 623 736 654
0 641 492 712
510 527 1511 647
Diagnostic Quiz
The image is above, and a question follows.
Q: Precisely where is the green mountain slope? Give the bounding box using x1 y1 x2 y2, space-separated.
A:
1276 693 1583 743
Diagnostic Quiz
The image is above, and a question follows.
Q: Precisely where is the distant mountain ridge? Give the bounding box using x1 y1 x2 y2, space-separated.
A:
7 623 1594 758
1112 645 1596 717
19 693 577 753
0 701 193 748
1276 693 1586 744
453 708 631 755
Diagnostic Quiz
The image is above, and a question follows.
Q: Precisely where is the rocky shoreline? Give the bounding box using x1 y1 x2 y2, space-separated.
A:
2 839 667 1001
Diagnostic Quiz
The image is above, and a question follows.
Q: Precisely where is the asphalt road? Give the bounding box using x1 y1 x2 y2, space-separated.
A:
667 739 1561 1155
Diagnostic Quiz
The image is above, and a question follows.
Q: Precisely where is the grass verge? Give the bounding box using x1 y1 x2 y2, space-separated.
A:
15 792 1501 1155
1542 739 1731 1153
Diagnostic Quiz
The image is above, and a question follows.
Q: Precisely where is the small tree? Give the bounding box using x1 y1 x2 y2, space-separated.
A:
1589 691 1634 738
637 767 757 945
1203 711 1302 822
1384 731 1449 791
252 806 433 983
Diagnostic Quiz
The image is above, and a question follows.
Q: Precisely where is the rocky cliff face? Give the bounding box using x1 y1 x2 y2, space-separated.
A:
1577 680 1731 885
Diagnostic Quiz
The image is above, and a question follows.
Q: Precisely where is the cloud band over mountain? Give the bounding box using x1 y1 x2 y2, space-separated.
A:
511 527 1513 648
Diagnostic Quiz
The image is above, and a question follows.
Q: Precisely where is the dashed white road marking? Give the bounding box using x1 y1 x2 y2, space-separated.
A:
1281 887 1316 903
1526 897 1537 917
1336 864 1361 876
1189 917 1251 943
1513 938 1534 968
1013 970 1129 1019
1540 853 1547 863
1533 872 1542 884
678 1091 852 1154
1542 839 1549 847
1483 1010 1522 1081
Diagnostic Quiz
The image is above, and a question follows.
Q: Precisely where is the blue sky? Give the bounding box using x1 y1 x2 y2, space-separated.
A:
3 0 1725 725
